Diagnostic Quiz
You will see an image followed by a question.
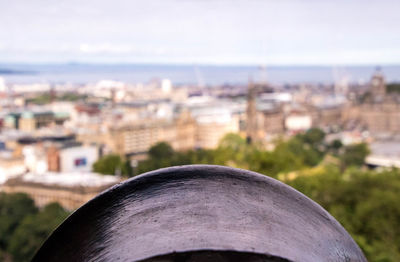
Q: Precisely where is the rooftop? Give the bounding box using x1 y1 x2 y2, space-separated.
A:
4 172 121 193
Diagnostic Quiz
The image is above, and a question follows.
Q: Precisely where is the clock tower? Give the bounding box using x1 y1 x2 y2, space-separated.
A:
370 67 386 98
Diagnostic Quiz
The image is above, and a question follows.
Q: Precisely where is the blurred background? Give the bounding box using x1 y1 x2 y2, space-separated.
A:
0 0 400 261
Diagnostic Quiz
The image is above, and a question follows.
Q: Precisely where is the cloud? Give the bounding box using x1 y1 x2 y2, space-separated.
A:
79 43 135 54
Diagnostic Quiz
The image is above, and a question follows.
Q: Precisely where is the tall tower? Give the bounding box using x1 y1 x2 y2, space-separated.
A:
50 86 56 104
370 67 386 98
111 88 117 108
246 80 258 144
332 67 349 96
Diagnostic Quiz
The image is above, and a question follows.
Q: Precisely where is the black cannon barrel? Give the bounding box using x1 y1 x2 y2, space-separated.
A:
33 165 366 262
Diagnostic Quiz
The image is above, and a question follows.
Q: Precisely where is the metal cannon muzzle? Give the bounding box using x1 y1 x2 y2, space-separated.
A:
33 165 366 262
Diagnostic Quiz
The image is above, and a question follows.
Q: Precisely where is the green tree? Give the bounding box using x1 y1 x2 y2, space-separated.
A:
299 128 325 147
328 139 343 156
93 154 126 176
0 193 37 251
273 135 323 168
148 142 174 159
137 142 186 174
215 133 254 168
136 142 219 175
340 143 370 169
287 167 400 261
8 203 69 262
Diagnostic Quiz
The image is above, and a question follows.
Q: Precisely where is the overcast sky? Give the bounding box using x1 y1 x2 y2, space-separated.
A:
1 0 399 65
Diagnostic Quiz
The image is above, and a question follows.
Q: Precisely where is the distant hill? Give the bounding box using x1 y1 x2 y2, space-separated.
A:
0 68 36 75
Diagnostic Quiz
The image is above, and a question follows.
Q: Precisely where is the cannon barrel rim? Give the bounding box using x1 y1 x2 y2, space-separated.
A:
33 165 366 262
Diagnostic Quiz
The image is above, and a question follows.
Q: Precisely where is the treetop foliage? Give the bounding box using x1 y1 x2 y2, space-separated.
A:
0 193 69 262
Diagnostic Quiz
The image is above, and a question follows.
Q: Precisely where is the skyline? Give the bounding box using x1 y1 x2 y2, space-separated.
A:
1 0 400 65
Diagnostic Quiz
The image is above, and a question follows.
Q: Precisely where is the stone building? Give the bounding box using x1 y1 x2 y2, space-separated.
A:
359 102 400 133
108 111 196 156
343 69 400 134
2 172 120 210
4 110 69 132
312 105 343 129
195 114 239 149
0 154 25 184
370 69 386 99
19 111 56 132
261 109 285 135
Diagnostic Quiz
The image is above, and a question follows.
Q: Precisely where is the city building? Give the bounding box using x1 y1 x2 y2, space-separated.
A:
311 105 343 129
195 113 239 149
19 111 56 132
285 112 312 132
4 113 22 130
261 108 285 135
365 141 400 169
108 111 196 156
4 110 69 132
343 69 400 135
0 152 26 185
46 142 99 173
2 172 120 210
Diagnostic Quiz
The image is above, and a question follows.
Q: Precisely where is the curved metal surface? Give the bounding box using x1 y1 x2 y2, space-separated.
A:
33 165 366 262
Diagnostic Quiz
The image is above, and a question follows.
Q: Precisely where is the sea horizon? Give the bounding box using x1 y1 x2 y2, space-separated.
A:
0 63 399 86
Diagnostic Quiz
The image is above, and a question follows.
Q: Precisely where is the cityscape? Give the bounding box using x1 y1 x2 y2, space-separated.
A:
1 0 400 261
0 64 399 261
